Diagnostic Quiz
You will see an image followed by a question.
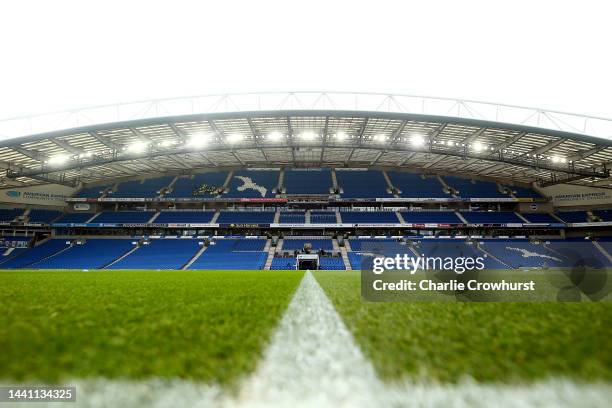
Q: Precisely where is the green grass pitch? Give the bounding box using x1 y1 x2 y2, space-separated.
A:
313 270 612 383
0 270 303 384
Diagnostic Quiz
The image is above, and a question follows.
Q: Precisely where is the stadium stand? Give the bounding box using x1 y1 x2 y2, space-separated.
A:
477 239 562 268
2 239 69 268
522 213 560 223
54 213 95 223
278 212 306 224
0 237 31 266
283 169 331 194
339 211 399 223
593 210 612 222
415 239 508 269
444 176 507 198
387 172 449 198
400 211 463 224
310 211 337 224
461 211 524 224
0 208 23 222
154 211 215 224
166 172 227 198
319 257 346 270
109 176 174 198
224 171 279 198
34 239 134 269
555 211 589 223
189 239 267 270
507 185 542 198
271 257 297 270
108 239 201 269
94 211 155 223
336 170 391 198
282 238 334 251
74 183 114 198
216 211 275 224
27 210 62 223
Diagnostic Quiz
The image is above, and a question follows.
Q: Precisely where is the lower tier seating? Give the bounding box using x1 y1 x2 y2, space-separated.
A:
188 239 267 270
109 239 202 269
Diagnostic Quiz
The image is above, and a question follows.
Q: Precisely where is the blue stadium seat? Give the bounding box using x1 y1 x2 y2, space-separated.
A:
74 183 114 198
461 211 523 224
555 211 588 223
443 176 508 198
507 185 542 198
109 176 174 198
319 257 345 270
216 211 275 224
0 208 23 222
336 170 391 198
278 212 306 224
339 211 399 223
593 210 612 222
54 213 95 223
166 172 228 198
282 239 333 251
2 239 69 268
400 211 463 224
189 239 267 270
387 172 448 198
283 169 331 194
34 239 134 269
27 209 62 223
108 239 201 269
94 211 155 223
224 171 279 198
154 211 215 224
310 211 336 224
271 257 296 270
522 213 559 223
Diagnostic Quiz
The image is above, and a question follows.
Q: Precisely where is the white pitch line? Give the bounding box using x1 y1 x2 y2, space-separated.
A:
234 270 385 407
7 271 611 407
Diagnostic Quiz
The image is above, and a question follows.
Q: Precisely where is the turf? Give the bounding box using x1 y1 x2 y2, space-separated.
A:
0 270 303 384
314 270 612 383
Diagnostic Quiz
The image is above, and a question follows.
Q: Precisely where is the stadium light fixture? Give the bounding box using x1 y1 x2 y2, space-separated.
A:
48 154 69 166
227 133 243 144
299 131 317 141
78 152 93 159
159 140 177 148
410 133 425 147
126 141 149 154
374 134 387 143
267 131 284 142
187 133 209 148
551 156 567 164
472 141 485 152
335 131 348 141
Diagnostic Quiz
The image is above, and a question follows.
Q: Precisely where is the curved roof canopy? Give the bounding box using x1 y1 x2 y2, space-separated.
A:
0 92 611 189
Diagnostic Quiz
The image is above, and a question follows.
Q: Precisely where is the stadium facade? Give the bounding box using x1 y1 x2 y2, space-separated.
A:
0 92 611 271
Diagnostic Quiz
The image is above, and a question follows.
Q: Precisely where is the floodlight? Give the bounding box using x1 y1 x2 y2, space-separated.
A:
48 154 69 166
227 133 243 144
299 131 317 141
335 131 348 141
472 141 484 152
159 140 176 148
374 134 387 142
127 141 149 153
410 134 425 147
267 131 284 142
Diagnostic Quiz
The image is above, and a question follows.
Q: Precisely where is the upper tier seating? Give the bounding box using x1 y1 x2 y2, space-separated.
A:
310 211 336 224
400 211 463 224
0 208 23 222
224 171 279 198
166 172 228 198
461 211 523 224
27 210 62 223
154 211 215 224
278 212 306 224
349 238 401 252
189 239 267 270
94 211 155 223
387 172 449 198
74 183 114 198
34 239 134 269
108 176 175 198
216 211 275 224
507 185 542 199
339 211 399 223
522 213 559 223
2 239 68 268
555 211 589 223
283 169 332 195
54 213 95 223
336 170 391 198
443 176 507 198
282 239 334 251
108 239 201 269
593 210 612 222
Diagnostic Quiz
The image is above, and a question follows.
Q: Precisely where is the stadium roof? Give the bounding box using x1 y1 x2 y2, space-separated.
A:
0 92 611 189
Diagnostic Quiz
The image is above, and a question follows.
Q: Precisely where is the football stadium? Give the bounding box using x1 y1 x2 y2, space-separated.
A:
0 92 611 406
